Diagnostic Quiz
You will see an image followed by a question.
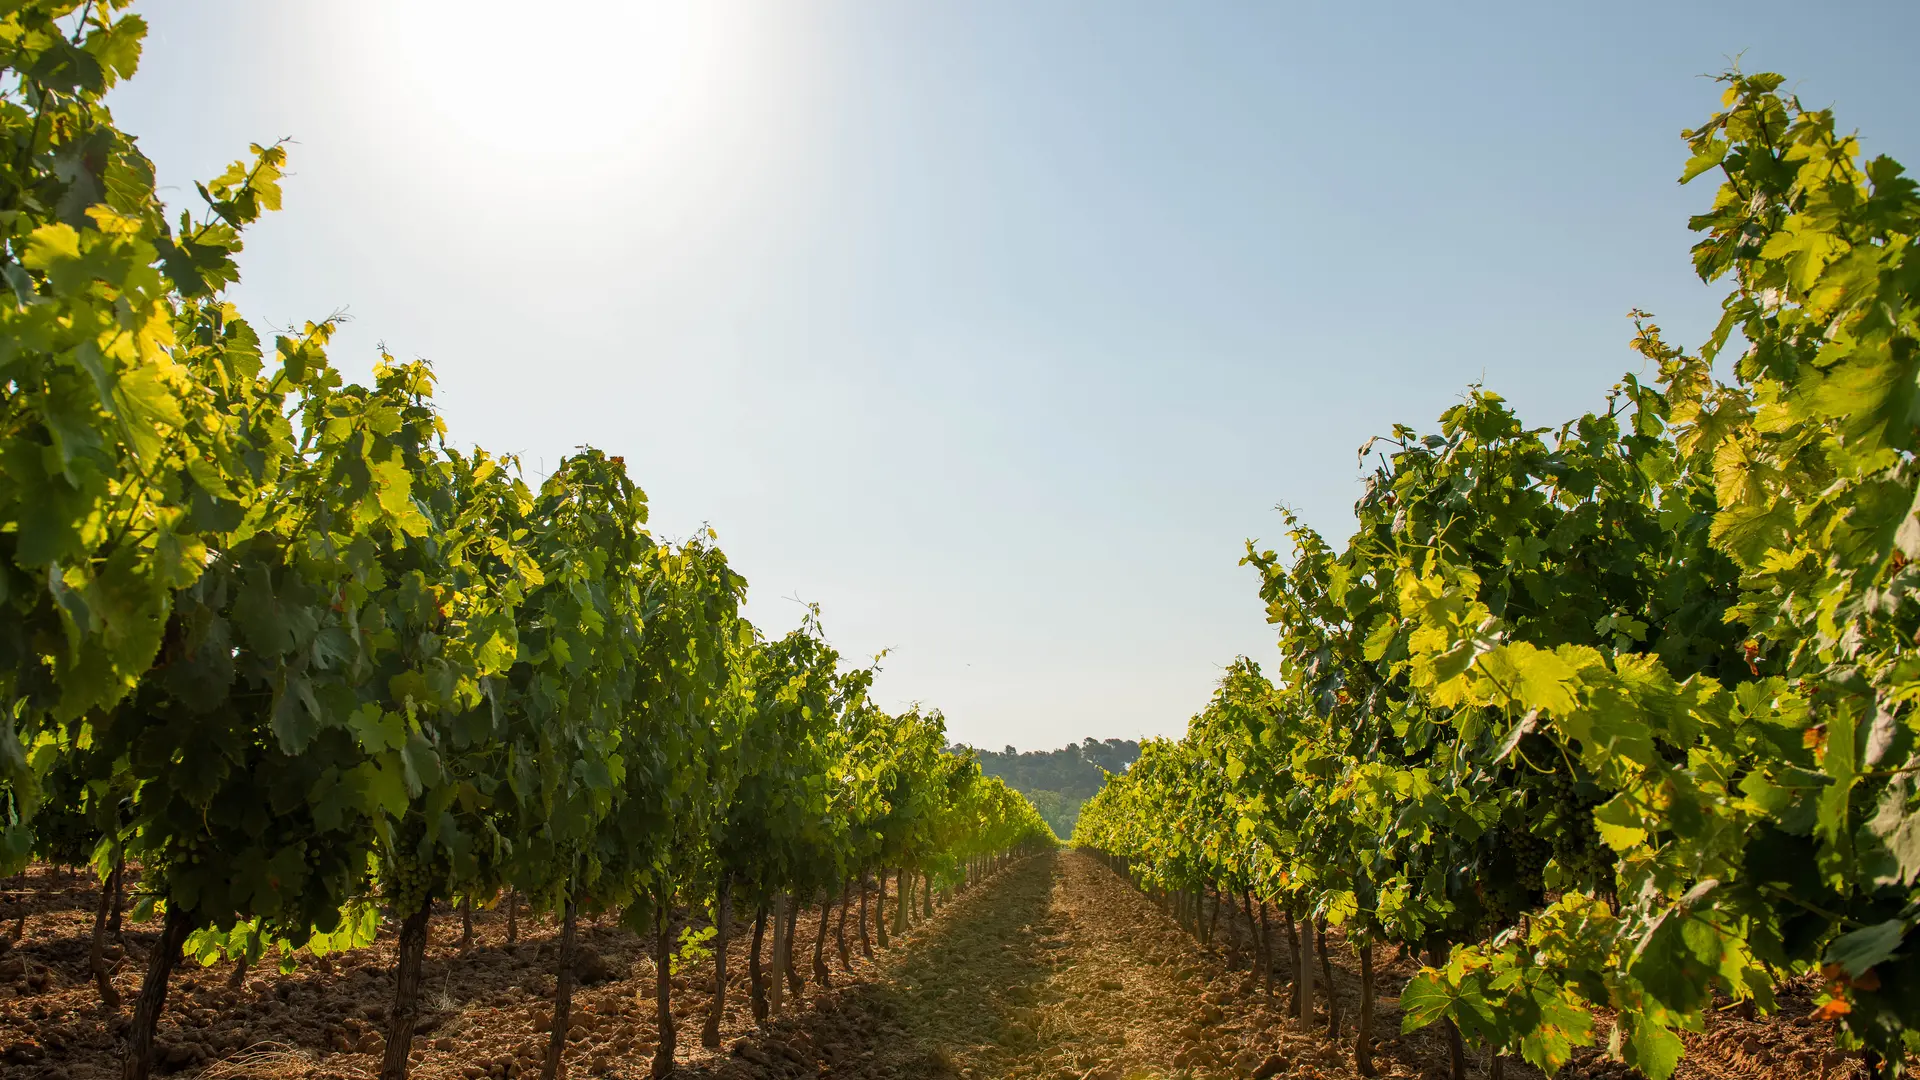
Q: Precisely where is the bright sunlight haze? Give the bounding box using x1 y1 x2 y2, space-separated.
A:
108 0 1920 751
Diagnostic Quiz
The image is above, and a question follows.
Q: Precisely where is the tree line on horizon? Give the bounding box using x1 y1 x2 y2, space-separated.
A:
956 738 1141 839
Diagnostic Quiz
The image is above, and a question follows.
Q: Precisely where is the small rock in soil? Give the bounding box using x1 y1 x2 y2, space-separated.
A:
574 948 617 985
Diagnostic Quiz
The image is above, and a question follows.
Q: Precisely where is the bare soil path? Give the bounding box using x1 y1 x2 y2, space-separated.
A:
705 849 1374 1080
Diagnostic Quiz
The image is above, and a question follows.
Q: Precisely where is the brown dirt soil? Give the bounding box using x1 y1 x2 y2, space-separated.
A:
1071 853 1865 1080
0 860 910 1080
0 853 1878 1080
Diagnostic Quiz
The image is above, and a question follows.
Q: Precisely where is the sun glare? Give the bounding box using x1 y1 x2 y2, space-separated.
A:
356 1 776 180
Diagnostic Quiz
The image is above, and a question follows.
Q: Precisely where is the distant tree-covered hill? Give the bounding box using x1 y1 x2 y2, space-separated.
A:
951 738 1141 840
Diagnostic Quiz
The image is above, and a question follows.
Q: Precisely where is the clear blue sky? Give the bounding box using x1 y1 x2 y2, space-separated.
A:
110 1 1920 750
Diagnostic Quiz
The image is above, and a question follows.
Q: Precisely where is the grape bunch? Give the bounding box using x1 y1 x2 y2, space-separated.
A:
380 839 448 918
1473 813 1552 932
1505 820 1551 894
1537 761 1614 892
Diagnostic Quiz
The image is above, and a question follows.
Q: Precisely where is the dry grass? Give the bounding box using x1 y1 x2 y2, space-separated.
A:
196 1043 335 1080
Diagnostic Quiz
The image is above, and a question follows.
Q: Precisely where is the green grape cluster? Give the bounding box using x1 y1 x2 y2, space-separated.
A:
1505 821 1552 894
167 836 212 874
380 851 445 919
1538 766 1612 891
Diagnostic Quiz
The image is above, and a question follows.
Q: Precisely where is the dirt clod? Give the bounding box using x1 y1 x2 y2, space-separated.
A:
572 947 617 985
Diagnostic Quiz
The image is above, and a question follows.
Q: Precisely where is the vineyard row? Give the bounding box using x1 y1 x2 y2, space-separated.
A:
0 6 1054 1080
1074 69 1920 1080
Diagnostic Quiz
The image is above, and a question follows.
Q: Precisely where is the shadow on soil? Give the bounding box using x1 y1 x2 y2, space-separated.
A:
684 852 1061 1080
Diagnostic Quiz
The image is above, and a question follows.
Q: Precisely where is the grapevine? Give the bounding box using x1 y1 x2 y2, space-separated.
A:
0 6 1054 1080
1077 68 1920 1080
